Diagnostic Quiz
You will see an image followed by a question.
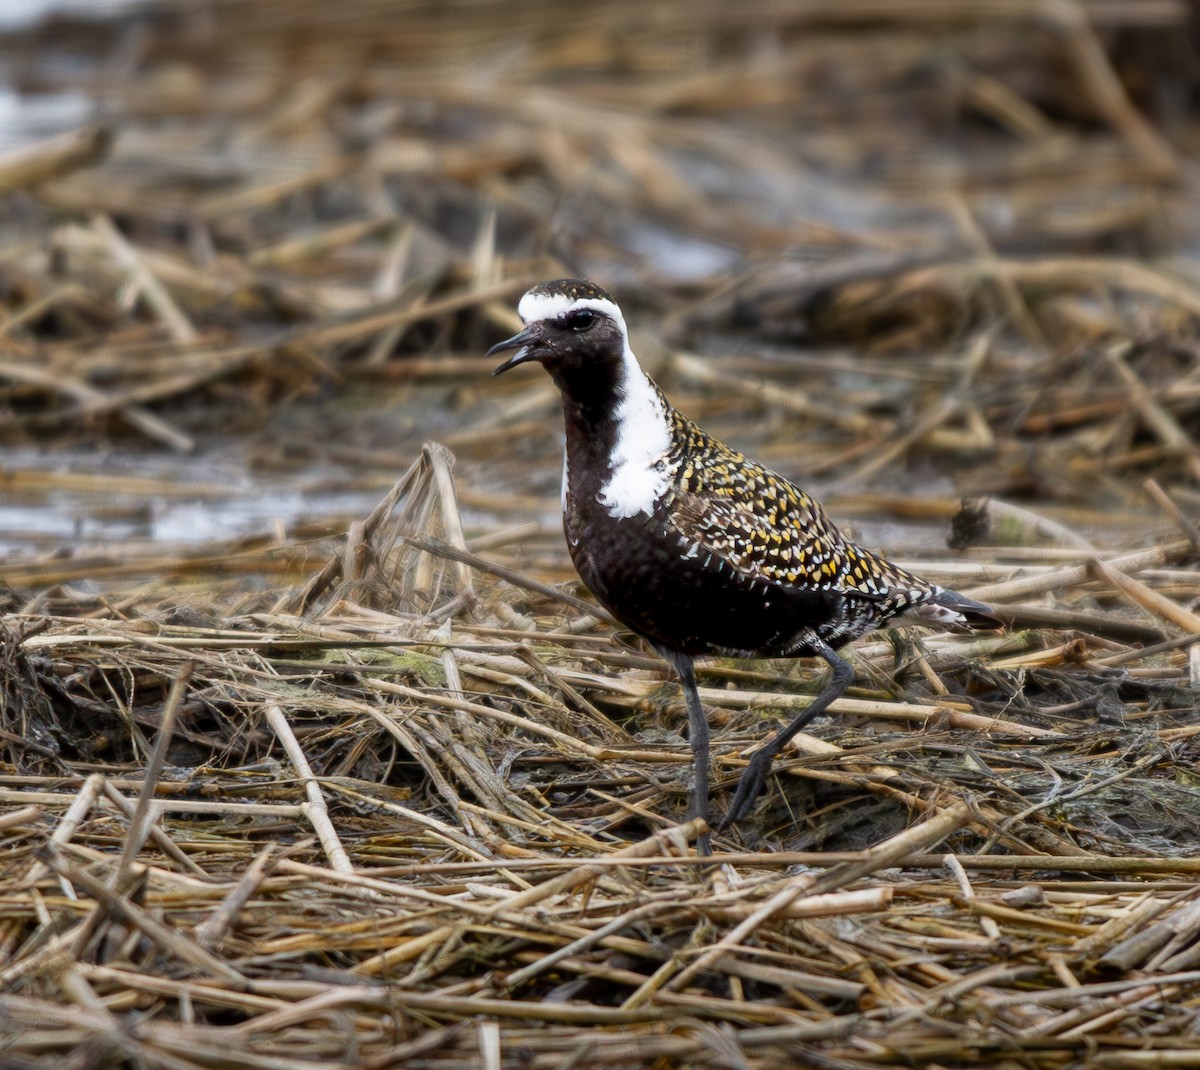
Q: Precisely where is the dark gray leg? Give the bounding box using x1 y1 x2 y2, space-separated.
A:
717 637 853 832
665 651 712 855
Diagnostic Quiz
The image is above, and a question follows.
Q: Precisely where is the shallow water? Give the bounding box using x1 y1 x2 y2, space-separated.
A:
0 449 380 556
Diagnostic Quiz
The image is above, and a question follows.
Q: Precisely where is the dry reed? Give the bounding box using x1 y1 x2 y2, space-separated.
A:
1 1 1199 1067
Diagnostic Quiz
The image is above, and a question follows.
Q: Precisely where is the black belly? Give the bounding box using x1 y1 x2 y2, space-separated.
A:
566 507 840 658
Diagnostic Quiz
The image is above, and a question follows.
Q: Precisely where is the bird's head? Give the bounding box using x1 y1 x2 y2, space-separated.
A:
489 278 629 378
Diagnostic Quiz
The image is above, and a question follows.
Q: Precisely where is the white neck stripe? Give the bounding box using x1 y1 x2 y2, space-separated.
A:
597 360 673 519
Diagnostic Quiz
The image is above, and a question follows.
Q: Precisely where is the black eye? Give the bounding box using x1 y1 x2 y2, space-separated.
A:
563 309 595 331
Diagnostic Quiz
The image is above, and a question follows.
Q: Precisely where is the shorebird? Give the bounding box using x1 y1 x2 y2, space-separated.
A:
489 278 999 850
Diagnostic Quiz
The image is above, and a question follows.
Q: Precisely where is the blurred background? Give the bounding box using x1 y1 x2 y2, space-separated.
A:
1 0 1198 599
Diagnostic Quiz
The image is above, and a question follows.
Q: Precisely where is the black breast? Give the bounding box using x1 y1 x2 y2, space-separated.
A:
565 496 843 658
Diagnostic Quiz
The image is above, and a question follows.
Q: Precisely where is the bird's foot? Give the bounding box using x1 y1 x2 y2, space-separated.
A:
716 750 776 832
685 802 714 856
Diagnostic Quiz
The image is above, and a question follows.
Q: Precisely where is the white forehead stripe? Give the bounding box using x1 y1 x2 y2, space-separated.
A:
517 292 627 336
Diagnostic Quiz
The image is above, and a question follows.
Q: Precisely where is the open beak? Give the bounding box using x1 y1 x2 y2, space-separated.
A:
488 326 543 376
